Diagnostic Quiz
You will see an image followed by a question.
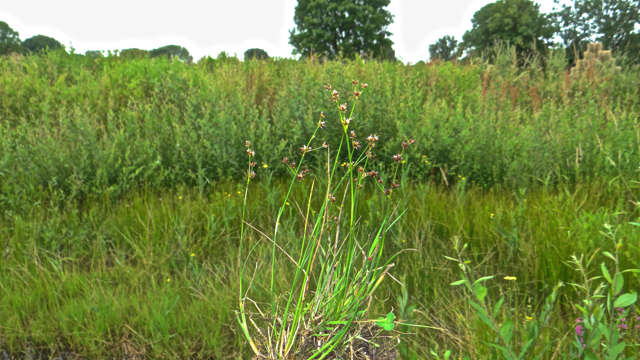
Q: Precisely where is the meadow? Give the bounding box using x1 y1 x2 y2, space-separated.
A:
1 47 640 359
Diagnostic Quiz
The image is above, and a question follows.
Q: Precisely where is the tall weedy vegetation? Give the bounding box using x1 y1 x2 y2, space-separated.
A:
236 81 419 359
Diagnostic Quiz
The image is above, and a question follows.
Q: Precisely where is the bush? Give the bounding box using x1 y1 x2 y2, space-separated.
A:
244 48 269 61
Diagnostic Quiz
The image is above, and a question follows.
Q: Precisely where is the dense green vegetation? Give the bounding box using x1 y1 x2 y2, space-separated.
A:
1 47 640 358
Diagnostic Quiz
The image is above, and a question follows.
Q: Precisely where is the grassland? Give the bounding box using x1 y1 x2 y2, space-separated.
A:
1 48 640 359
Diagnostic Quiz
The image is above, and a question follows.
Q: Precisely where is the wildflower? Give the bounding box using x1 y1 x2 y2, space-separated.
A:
263 164 268 168
237 191 242 194
325 84 331 91
422 155 427 158
367 171 378 178
491 213 494 218
247 149 255 156
289 161 297 169
402 141 409 149
349 130 356 138
245 140 251 147
332 89 339 101
352 140 362 149
462 177 465 180
354 91 361 98
328 194 336 203
352 80 358 85
357 166 364 172
250 162 257 167
191 253 195 257
526 316 533 321
378 179 383 184
402 160 406 164
303 168 310 175
342 117 352 125
322 141 329 148
296 172 306 181
392 154 403 163
167 278 171 282
392 182 400 189
504 276 517 281
319 120 326 128
362 83 368 89
366 150 374 158
320 111 325 118
250 171 256 179
366 134 379 143
300 145 311 153
282 157 288 164
339 103 347 112
286 202 289 205
179 196 182 200
384 188 391 196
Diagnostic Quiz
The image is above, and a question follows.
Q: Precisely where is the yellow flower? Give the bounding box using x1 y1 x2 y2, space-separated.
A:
237 191 241 194
402 239 406 242
491 213 494 218
179 196 182 200
228 194 231 197
341 162 346 166
458 175 461 178
263 164 268 168
167 278 171 282
504 276 517 281
462 177 466 180
526 316 533 321
191 253 195 257
402 160 406 163
422 155 427 158
286 202 290 205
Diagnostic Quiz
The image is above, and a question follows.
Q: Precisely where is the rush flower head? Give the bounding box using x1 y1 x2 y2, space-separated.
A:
332 89 339 101
249 171 256 179
384 188 391 196
322 141 329 148
362 83 368 89
402 141 409 149
320 111 325 118
392 182 400 189
325 84 331 91
366 150 374 158
328 194 336 203
352 80 358 85
282 157 289 164
367 170 378 178
318 120 326 128
378 179 383 184
303 168 311 175
339 103 347 112
409 139 415 144
300 145 311 153
352 140 361 149
366 134 379 143
354 91 361 98
289 161 297 169
342 117 352 125
392 154 403 163
245 140 251 147
349 130 356 138
250 162 257 167
296 171 306 181
357 166 364 172
358 184 363 189
247 149 255 156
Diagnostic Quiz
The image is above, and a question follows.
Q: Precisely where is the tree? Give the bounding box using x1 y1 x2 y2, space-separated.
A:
552 0 640 60
244 48 269 61
429 35 459 61
460 0 556 58
85 50 104 58
289 0 395 60
150 45 193 63
22 35 62 54
0 21 22 55
120 48 149 59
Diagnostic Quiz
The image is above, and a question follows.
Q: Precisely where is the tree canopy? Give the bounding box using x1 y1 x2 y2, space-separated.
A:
150 45 193 63
289 0 394 60
120 48 149 59
0 21 22 55
461 0 556 57
429 35 459 61
22 35 62 54
244 48 269 61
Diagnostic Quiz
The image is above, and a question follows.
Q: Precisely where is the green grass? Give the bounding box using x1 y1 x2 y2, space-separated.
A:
1 179 639 358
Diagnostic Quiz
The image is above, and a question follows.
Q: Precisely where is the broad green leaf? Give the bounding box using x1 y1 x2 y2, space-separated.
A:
603 251 616 262
473 276 495 285
376 312 396 331
493 297 505 318
615 273 624 295
610 341 626 359
486 342 514 360
614 292 637 308
451 280 467 286
444 350 451 360
601 263 613 284
583 349 598 360
474 282 488 303
500 318 514 345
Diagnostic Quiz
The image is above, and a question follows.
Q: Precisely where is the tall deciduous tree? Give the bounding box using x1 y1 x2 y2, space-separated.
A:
289 0 395 60
0 21 22 55
150 45 193 63
22 35 62 54
460 0 556 58
244 48 269 61
552 0 640 59
429 35 459 61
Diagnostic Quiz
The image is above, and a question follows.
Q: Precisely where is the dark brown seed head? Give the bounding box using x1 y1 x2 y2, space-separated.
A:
362 83 368 89
358 184 363 189
247 149 255 156
377 179 383 184
384 188 391 196
409 139 415 144
366 134 378 143
282 157 289 164
352 80 358 85
325 84 331 91
392 182 400 189
354 91 361 98
368 171 378 177
352 140 361 149
402 141 409 149
300 145 311 153
349 130 356 138
250 162 257 167
289 161 297 169
357 166 364 172
328 194 336 203
353 178 358 183
366 150 374 158
392 154 402 163
245 140 251 147
303 168 310 174
319 120 326 128
333 216 339 222
250 171 256 179
332 90 339 101
342 117 352 125
339 103 347 112
296 172 305 181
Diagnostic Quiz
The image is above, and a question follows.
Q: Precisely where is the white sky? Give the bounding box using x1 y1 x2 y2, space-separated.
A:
1 0 560 64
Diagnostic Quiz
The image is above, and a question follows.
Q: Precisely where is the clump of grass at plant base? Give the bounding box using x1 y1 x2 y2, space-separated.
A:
2 44 640 217
1 179 640 358
236 81 417 359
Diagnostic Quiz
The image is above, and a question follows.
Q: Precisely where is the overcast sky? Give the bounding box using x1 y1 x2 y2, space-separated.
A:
1 0 560 64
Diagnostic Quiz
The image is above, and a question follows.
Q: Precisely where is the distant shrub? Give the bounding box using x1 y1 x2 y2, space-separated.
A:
85 50 104 58
244 48 269 61
119 48 149 59
21 35 62 54
149 45 193 63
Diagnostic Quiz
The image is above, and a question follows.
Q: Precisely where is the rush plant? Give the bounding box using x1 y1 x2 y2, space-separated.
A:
235 81 417 359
